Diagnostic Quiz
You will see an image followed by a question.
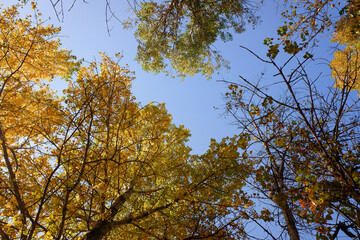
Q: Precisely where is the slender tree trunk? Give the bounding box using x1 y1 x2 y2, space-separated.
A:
281 202 300 240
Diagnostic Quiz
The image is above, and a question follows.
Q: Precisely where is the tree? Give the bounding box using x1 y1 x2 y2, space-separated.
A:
0 4 259 239
0 3 76 238
222 40 360 238
130 0 259 79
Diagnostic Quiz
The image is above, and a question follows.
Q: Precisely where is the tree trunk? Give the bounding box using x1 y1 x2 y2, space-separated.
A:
281 202 300 240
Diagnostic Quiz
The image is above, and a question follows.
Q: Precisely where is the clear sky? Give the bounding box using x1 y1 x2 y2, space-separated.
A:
13 0 333 155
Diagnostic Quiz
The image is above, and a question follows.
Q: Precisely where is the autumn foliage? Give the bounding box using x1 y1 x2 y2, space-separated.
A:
0 4 254 239
4 0 360 239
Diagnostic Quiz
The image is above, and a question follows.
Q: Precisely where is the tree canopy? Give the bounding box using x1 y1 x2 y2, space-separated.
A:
0 4 254 239
6 0 360 239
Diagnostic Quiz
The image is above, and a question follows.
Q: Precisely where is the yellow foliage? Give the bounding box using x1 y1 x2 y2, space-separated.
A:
330 4 360 93
330 45 360 92
0 3 259 239
0 4 77 144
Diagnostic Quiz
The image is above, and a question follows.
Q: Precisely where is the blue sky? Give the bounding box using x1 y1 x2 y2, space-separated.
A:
14 0 333 155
